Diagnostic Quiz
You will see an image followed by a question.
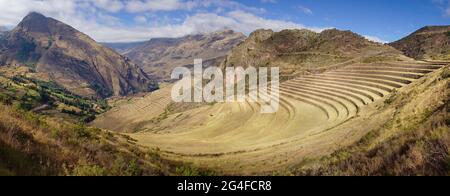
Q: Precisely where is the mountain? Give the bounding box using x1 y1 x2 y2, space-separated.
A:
221 28 404 80
102 41 146 54
122 30 246 81
389 26 450 60
0 12 158 98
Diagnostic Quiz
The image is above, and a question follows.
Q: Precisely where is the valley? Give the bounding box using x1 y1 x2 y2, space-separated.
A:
94 57 448 174
0 11 449 176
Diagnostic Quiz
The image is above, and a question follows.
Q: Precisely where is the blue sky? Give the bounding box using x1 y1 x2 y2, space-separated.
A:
0 0 449 42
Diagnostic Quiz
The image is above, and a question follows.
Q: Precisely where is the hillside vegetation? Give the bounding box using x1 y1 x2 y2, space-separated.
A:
0 66 213 176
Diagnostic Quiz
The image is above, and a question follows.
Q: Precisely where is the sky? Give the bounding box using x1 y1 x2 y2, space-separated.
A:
0 0 448 43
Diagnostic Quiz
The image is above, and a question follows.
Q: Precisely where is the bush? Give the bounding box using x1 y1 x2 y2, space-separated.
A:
0 93 12 105
384 89 398 105
446 156 450 173
72 165 107 176
441 68 450 79
175 165 215 176
73 124 91 139
17 102 33 111
175 166 201 176
81 114 96 123
125 159 143 176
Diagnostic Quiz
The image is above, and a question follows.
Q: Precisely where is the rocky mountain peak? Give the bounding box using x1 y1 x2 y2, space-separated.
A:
0 13 158 98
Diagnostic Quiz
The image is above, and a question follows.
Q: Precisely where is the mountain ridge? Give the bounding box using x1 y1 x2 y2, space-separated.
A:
119 29 246 81
221 28 405 79
389 25 450 60
0 12 158 98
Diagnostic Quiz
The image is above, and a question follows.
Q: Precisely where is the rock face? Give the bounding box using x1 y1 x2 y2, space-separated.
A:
122 30 246 81
389 26 450 60
222 28 399 79
0 12 158 98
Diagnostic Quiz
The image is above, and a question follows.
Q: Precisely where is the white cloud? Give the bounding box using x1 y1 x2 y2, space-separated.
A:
298 5 313 15
91 0 124 13
364 35 388 44
134 15 148 24
261 0 277 3
125 0 192 12
432 0 450 17
0 0 327 42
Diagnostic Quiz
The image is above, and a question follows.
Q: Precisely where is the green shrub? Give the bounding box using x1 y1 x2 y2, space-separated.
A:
445 156 450 172
16 101 33 111
73 124 91 139
72 165 107 176
175 165 215 176
175 166 201 176
125 159 143 176
0 93 12 105
441 68 450 79
147 148 161 161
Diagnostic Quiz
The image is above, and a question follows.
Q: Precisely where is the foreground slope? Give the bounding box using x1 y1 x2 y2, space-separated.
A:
0 12 157 98
390 26 450 61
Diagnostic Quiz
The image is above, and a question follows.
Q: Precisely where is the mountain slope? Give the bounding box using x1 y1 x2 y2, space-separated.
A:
222 28 405 80
124 30 246 81
0 12 157 98
389 26 450 60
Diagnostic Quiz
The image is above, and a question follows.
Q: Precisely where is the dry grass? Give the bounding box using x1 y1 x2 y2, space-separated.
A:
0 103 205 176
293 67 450 176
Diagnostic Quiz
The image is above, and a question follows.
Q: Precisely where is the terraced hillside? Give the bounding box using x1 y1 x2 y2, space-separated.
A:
93 59 447 174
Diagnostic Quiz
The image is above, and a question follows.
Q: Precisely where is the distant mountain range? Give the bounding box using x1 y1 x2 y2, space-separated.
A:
102 41 147 55
104 30 246 82
0 12 157 98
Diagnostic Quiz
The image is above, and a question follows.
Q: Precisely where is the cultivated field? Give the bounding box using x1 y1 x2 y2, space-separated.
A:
93 60 446 174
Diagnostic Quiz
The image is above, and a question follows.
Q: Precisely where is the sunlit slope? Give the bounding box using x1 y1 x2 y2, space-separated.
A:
92 60 445 174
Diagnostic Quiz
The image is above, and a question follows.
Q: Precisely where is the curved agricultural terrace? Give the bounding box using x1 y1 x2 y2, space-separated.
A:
93 61 445 174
